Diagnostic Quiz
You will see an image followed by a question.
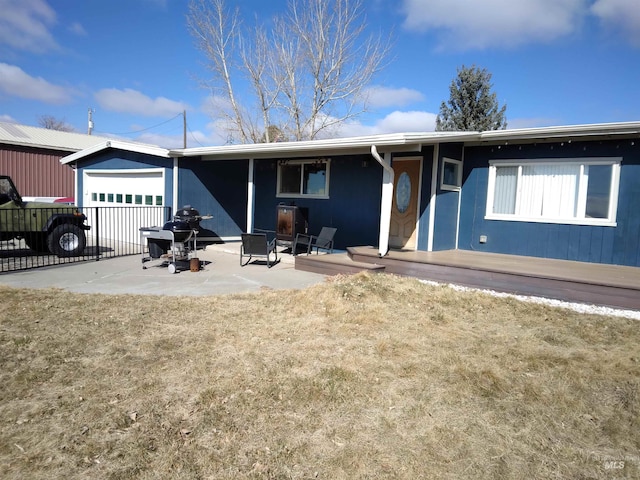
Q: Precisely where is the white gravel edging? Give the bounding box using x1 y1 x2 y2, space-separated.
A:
419 280 640 320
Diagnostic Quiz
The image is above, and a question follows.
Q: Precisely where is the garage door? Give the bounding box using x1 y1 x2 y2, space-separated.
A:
83 169 167 245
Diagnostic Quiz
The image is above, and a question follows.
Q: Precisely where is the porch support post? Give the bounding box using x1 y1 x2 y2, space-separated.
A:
427 144 438 251
172 157 179 216
246 158 255 233
371 145 394 257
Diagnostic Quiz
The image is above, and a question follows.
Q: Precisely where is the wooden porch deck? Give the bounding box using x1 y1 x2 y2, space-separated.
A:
294 246 640 311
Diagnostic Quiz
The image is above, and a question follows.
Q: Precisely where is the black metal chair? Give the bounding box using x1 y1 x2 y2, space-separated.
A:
293 227 337 255
240 232 279 268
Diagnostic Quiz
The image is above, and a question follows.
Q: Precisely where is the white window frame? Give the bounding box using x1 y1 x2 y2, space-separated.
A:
485 157 621 226
440 157 462 191
276 158 330 199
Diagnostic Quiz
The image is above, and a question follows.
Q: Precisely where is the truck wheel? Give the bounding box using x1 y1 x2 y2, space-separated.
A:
47 224 87 257
24 233 48 253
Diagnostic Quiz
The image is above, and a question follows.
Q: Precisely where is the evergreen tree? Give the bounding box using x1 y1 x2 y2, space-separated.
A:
436 65 507 131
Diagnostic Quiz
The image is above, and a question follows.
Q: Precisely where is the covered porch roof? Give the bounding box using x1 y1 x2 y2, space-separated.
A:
59 121 640 165
170 121 640 160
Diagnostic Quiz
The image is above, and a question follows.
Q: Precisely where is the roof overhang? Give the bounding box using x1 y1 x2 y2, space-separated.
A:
60 121 640 165
169 131 479 160
467 121 640 146
61 140 171 165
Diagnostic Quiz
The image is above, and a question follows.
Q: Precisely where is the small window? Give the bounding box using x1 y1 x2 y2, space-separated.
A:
277 159 330 198
107 193 114 202
486 158 621 226
99 193 105 202
135 195 143 205
91 192 97 201
125 194 133 204
155 195 163 206
116 194 123 203
441 158 462 191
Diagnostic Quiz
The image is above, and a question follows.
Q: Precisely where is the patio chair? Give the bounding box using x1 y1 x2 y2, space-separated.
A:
240 232 279 268
293 227 337 255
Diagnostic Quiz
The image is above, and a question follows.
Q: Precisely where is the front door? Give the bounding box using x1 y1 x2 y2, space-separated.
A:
389 158 421 250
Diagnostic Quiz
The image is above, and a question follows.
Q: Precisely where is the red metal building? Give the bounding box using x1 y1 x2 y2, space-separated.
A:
0 122 113 198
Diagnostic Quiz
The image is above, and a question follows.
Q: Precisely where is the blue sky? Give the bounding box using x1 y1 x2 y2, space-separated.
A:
1 0 639 148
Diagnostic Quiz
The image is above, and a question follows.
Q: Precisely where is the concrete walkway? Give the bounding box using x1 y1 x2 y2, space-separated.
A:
0 243 328 296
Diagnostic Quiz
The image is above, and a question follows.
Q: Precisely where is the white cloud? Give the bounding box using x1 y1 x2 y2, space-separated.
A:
0 63 73 104
68 22 87 36
591 0 640 46
339 110 438 137
0 0 59 53
94 88 190 117
132 132 185 149
376 110 438 132
0 114 17 123
364 86 425 108
401 0 588 50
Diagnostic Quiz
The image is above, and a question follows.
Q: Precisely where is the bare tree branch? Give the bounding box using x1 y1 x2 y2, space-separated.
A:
187 0 391 142
37 115 75 132
187 0 250 143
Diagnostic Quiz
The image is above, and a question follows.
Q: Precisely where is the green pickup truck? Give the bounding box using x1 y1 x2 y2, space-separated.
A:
0 175 90 256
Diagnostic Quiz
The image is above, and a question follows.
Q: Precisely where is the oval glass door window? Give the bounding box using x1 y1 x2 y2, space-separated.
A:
396 172 411 213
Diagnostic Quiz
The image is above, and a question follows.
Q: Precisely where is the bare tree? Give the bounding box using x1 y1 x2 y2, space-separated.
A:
37 115 75 132
187 0 390 142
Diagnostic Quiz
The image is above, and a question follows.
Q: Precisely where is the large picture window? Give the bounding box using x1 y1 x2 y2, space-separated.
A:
277 159 330 198
486 158 621 226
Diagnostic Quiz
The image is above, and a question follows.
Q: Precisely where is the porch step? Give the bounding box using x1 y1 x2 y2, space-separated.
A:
294 252 385 276
346 246 640 311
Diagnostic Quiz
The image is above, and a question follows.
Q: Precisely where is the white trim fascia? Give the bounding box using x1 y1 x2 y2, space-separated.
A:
81 167 165 175
61 140 171 165
169 121 640 160
59 121 640 166
475 121 640 144
173 132 474 160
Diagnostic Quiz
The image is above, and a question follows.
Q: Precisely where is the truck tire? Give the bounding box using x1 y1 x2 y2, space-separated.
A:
47 224 87 257
24 233 49 253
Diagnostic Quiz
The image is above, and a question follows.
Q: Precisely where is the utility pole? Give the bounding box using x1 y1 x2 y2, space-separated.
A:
87 108 94 135
183 110 187 149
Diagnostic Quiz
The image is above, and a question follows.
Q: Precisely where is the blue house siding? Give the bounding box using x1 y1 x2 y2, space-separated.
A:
178 159 248 238
76 150 174 208
458 139 640 266
432 143 463 251
253 155 382 249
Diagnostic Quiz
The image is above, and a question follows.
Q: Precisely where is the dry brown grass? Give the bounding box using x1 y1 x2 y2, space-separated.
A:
0 272 638 479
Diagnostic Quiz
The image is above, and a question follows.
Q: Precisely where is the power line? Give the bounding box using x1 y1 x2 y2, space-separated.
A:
186 121 206 147
95 113 184 136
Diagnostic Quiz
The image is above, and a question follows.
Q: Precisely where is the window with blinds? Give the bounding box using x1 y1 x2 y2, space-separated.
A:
486 158 621 226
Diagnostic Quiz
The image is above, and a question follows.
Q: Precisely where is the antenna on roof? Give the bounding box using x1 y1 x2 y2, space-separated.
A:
87 108 95 135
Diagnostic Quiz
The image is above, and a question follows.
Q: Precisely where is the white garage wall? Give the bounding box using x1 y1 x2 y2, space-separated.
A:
83 169 167 245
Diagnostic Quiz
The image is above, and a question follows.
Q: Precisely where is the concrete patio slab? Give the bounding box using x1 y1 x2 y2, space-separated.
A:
0 243 328 296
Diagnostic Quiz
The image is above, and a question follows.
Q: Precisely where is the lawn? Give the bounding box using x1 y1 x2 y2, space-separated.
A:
0 272 638 479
